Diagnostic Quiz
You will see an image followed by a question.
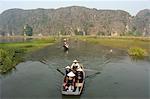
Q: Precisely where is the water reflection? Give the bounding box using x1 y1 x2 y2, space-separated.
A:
129 55 150 61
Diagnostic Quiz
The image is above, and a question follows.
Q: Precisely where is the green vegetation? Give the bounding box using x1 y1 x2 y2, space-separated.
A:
128 47 148 58
0 37 56 74
77 36 150 56
0 37 56 52
78 36 149 48
24 24 33 36
0 48 25 74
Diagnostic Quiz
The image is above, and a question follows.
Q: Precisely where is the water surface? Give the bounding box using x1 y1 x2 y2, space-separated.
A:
1 40 150 99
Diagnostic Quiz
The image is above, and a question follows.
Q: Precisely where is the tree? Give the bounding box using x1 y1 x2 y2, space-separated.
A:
24 24 33 36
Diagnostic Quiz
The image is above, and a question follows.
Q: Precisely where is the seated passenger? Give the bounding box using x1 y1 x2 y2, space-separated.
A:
76 68 83 83
65 65 71 76
63 76 69 91
67 71 76 90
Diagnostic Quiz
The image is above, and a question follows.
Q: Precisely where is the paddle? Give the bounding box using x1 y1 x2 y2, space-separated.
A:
84 68 101 79
84 68 100 72
56 68 65 76
40 59 65 76
85 71 101 79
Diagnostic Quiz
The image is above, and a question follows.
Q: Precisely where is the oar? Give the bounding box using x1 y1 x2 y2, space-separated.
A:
56 68 65 76
85 71 101 79
84 69 99 72
40 60 65 76
84 58 110 79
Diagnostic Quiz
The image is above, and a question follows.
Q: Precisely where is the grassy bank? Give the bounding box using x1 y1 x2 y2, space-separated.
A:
76 36 150 56
0 37 57 74
0 37 56 52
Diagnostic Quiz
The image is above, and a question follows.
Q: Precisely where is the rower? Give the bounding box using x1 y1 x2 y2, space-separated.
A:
71 60 80 70
63 39 69 52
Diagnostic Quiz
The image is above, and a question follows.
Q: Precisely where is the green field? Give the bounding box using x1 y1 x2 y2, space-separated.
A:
0 37 56 52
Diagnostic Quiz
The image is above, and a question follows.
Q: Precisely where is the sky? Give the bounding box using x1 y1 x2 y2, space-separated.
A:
0 0 150 16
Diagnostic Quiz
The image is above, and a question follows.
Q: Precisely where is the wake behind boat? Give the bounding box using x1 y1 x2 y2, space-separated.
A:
62 60 85 95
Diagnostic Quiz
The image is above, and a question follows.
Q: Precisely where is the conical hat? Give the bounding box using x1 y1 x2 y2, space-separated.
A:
67 71 75 77
77 68 83 71
65 66 70 69
73 60 79 63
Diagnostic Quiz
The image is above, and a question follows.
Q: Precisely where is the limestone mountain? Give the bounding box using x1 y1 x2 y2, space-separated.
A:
132 9 150 36
0 6 149 36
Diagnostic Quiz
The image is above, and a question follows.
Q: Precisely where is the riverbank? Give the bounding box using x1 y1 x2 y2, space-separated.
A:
76 36 150 53
0 37 57 74
0 37 57 52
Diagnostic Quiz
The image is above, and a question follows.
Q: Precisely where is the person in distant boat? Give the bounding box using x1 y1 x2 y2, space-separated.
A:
65 66 71 76
71 60 80 70
63 42 69 48
63 38 67 42
63 39 69 53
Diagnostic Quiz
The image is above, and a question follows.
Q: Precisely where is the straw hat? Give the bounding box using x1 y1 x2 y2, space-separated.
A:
67 71 75 77
63 39 67 41
77 68 83 71
65 66 70 69
73 60 79 63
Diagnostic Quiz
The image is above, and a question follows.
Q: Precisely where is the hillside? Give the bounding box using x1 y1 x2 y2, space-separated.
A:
0 6 149 36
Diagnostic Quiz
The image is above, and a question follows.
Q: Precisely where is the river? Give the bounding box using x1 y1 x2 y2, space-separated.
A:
1 40 150 99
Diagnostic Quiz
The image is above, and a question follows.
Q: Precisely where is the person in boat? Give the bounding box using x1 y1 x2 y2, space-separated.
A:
65 66 71 76
63 42 69 48
70 60 80 71
63 38 67 42
76 68 83 83
63 71 76 91
63 76 69 91
63 39 69 51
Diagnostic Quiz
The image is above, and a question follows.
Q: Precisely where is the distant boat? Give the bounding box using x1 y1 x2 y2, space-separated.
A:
62 64 85 95
63 43 69 51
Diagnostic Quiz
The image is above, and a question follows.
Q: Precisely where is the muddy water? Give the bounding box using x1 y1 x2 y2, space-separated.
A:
1 40 150 99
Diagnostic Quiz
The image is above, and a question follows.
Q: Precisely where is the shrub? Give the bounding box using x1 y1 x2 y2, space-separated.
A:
128 47 147 58
0 48 25 74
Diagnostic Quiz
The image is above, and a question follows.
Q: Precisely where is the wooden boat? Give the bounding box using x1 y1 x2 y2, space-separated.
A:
62 65 85 95
63 44 69 51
